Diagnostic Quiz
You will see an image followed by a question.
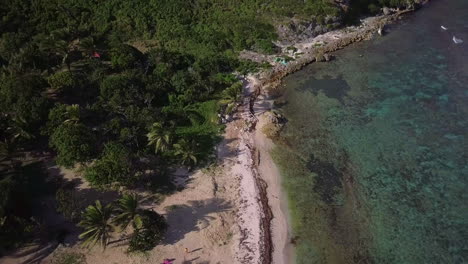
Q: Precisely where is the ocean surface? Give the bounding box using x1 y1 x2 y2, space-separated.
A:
273 1 468 263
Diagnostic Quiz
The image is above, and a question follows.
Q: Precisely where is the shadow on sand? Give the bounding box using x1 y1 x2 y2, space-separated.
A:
6 161 121 264
163 198 231 245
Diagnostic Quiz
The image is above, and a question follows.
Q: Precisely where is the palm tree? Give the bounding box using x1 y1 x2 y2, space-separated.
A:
173 139 198 168
8 117 34 141
222 82 243 103
0 117 32 167
147 123 172 154
38 29 73 71
62 104 80 124
113 194 143 231
78 200 114 249
0 139 16 164
78 37 96 58
219 82 243 115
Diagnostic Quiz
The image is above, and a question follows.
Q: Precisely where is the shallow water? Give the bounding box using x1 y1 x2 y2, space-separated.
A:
273 1 468 263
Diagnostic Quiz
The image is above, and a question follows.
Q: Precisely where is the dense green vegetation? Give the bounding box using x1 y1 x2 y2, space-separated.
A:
78 194 166 252
0 0 418 255
0 163 53 253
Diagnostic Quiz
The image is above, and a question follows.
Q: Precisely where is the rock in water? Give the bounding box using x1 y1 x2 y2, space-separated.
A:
315 53 325 62
261 111 286 139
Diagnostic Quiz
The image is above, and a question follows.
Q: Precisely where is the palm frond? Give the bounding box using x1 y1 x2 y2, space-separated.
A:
113 194 143 231
78 200 114 249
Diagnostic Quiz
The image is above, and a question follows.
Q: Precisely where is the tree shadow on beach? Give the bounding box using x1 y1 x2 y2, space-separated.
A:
253 93 274 116
6 241 59 264
182 257 210 264
49 169 120 208
0 161 77 264
216 137 244 163
162 198 231 245
33 161 120 250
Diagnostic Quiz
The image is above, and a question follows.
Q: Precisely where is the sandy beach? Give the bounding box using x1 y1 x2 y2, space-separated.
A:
253 96 293 264
0 75 283 264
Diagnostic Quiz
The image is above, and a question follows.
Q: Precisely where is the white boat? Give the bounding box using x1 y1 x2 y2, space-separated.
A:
441 25 448 30
453 36 463 44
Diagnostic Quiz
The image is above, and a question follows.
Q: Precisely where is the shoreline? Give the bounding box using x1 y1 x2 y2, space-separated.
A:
254 111 294 264
0 6 428 264
253 7 419 92
234 5 427 264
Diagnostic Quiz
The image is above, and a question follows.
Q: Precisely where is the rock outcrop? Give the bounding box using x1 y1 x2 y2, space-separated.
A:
277 16 342 45
260 111 286 139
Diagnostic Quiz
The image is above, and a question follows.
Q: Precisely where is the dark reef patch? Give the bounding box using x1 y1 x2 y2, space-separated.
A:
306 154 343 204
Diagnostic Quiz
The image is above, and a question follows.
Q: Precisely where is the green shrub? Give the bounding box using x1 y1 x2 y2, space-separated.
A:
48 71 75 93
222 82 243 101
99 73 143 111
0 163 51 252
51 251 86 264
110 44 143 70
0 74 50 131
236 60 260 75
49 123 96 167
255 39 277 54
128 210 167 252
43 104 81 136
84 143 136 187
55 188 81 222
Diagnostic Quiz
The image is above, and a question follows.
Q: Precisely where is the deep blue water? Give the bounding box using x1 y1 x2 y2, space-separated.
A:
274 1 468 263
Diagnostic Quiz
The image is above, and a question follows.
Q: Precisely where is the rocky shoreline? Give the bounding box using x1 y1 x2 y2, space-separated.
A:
260 8 420 93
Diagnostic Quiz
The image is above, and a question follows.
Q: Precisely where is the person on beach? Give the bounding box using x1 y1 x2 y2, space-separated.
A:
185 247 189 253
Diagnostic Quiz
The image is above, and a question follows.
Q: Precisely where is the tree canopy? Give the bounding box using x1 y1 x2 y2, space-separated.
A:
49 123 96 167
84 143 135 187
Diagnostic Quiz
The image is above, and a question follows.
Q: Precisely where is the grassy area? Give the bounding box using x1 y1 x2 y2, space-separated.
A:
51 252 86 264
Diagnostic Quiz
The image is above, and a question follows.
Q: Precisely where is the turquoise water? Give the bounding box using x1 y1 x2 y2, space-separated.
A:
274 1 468 263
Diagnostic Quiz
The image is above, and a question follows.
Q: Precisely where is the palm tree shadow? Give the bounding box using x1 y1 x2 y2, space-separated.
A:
2 159 120 263
40 161 119 247
216 136 242 162
10 230 65 264
162 198 231 245
182 257 202 264
170 167 196 190
252 93 274 116
20 242 59 264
